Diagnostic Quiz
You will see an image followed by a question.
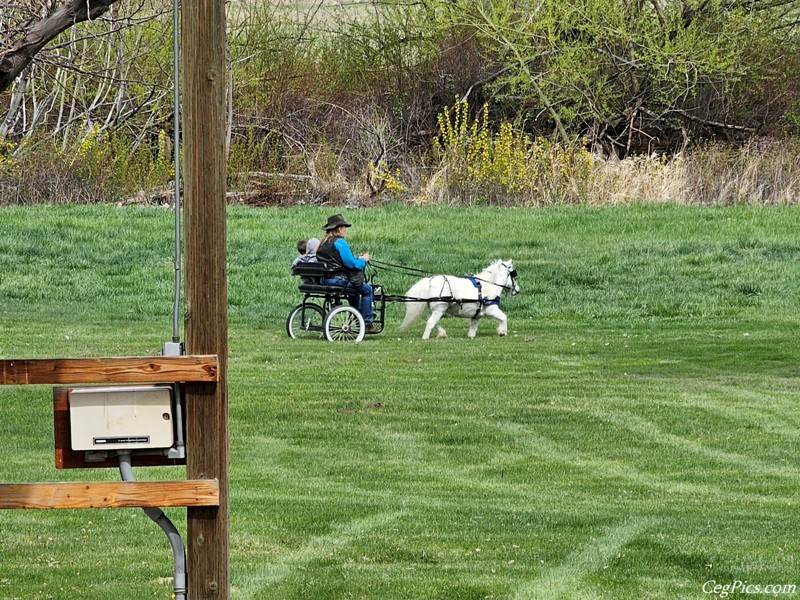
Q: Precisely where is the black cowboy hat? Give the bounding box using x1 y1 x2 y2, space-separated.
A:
324 214 352 231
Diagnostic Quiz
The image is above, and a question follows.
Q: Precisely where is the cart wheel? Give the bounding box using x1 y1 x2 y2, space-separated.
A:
323 305 365 342
286 303 325 339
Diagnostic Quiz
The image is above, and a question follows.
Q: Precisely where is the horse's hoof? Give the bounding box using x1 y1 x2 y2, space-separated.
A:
498 331 507 336
437 330 448 338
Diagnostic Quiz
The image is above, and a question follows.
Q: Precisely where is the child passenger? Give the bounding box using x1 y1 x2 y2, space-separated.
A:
292 239 308 268
294 237 319 265
292 237 320 284
304 238 320 263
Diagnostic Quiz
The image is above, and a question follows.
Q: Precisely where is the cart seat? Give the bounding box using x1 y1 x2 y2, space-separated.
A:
292 262 350 294
298 283 350 294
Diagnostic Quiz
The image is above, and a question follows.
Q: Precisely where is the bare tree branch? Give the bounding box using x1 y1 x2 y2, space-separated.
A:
0 0 120 94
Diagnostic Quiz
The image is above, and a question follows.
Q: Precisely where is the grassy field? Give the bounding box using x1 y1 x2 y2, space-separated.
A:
1 204 799 600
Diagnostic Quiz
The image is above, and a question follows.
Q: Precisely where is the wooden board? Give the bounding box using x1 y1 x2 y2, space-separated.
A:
0 355 218 385
0 480 219 509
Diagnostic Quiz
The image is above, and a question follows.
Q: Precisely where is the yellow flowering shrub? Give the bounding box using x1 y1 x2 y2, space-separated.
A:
432 97 594 205
369 160 405 193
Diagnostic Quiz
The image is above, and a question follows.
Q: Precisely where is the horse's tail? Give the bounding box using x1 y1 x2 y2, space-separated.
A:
399 278 431 331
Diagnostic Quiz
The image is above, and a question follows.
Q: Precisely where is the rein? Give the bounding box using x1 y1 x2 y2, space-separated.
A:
371 259 518 293
370 259 432 277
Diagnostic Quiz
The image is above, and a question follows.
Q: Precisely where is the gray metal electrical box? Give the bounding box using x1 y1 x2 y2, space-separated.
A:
68 385 175 451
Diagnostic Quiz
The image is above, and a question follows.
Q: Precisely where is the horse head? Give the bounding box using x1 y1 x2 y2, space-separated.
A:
497 259 520 295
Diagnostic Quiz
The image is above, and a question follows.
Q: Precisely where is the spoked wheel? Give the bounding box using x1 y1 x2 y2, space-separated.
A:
323 305 365 342
286 303 325 339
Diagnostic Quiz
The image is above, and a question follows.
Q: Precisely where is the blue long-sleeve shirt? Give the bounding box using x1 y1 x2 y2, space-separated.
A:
333 238 366 270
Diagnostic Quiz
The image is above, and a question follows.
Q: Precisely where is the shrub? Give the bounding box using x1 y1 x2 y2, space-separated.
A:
424 97 593 205
0 129 174 205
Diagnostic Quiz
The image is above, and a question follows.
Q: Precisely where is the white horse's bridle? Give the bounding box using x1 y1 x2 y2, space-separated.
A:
503 261 520 295
474 261 519 295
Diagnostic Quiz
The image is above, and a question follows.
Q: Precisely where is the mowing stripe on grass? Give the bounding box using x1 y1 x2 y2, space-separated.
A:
703 383 800 434
587 409 800 481
512 517 658 600
236 511 405 598
238 414 797 514
491 419 795 508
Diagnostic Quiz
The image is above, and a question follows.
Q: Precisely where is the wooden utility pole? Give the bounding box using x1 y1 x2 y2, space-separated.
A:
182 1 230 598
0 3 230 597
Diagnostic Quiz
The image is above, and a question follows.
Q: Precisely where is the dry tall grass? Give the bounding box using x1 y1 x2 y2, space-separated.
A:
590 139 800 205
408 137 800 206
3 134 799 206
404 100 799 206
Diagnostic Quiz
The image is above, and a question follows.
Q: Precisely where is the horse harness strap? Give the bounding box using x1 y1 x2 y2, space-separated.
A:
466 276 500 318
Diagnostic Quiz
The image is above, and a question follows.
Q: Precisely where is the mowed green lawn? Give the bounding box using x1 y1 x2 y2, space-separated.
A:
1 204 798 600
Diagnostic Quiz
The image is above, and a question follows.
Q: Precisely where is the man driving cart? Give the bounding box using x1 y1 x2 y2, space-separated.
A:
316 214 377 333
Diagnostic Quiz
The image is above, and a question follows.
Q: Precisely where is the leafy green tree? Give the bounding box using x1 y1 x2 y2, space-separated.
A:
439 0 800 153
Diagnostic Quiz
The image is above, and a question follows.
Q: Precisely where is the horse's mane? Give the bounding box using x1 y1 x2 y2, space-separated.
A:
476 259 506 283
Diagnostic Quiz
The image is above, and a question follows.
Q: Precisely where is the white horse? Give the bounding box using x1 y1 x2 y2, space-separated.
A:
399 259 519 339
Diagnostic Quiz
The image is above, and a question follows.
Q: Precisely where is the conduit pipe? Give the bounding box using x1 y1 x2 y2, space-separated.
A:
118 452 187 600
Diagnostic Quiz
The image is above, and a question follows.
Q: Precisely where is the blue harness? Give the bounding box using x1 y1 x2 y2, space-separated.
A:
467 276 500 318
